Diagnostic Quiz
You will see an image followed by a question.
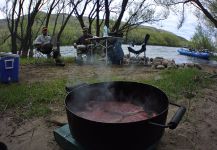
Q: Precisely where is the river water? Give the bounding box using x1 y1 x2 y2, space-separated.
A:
60 45 217 66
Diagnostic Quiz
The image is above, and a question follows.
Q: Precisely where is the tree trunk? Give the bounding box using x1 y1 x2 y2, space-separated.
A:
56 41 61 56
45 0 60 27
77 15 85 28
96 0 100 36
105 0 110 28
20 0 43 57
29 40 34 57
193 0 217 28
11 34 17 54
112 0 128 32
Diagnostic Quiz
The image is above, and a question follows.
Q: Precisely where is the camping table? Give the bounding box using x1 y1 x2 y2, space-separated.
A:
88 36 122 64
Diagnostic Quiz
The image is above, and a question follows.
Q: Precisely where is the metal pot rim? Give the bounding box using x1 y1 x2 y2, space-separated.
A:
65 81 169 124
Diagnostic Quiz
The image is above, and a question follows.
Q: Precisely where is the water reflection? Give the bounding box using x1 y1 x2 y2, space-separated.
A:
60 45 217 66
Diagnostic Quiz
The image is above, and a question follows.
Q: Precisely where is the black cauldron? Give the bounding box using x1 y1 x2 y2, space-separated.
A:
0 142 7 150
65 81 186 150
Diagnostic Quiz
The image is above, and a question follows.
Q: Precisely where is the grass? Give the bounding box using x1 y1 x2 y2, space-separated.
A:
19 56 75 65
142 68 212 101
20 57 54 65
210 55 217 61
62 56 76 63
0 79 67 117
0 67 213 118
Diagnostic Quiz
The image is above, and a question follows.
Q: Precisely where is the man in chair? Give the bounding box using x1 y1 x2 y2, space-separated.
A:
34 27 65 66
74 27 93 63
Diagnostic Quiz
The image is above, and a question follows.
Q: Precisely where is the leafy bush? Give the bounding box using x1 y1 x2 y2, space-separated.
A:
189 25 216 51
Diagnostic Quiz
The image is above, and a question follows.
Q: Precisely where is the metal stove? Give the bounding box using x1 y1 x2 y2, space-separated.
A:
54 124 159 150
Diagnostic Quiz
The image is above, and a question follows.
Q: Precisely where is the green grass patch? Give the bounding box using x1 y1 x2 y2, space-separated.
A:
20 57 54 65
24 104 52 118
0 79 66 117
62 56 76 64
19 57 75 65
210 55 217 61
0 73 122 117
0 67 214 117
142 68 212 101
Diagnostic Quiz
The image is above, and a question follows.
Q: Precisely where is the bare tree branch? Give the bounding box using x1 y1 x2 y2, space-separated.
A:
112 0 129 32
155 0 217 28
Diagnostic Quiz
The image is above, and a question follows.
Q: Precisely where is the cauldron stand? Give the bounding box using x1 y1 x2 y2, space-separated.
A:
54 124 159 150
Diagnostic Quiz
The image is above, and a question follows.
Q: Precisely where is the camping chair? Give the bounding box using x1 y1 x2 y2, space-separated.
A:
33 48 49 64
33 45 54 64
74 44 95 64
127 34 150 64
34 47 64 66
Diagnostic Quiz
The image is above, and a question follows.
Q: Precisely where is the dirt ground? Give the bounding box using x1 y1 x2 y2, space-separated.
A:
0 63 217 150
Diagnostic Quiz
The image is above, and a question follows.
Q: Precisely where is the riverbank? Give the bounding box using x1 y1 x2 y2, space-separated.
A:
60 45 217 66
0 62 217 150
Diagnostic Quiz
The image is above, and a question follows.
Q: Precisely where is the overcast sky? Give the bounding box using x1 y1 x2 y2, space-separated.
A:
145 8 198 40
0 0 198 40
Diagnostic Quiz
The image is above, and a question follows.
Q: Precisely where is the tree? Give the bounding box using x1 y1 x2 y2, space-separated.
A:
0 0 172 56
1 0 79 57
52 0 81 53
45 0 61 27
154 0 217 28
154 0 217 49
21 0 45 56
71 0 105 36
104 0 110 28
190 24 215 50
71 0 168 36
71 0 91 30
111 0 129 33
118 0 168 34
2 0 46 56
3 0 24 54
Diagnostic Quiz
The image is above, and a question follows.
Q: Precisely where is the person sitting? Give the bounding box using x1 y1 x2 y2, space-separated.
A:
33 27 65 66
107 32 124 65
74 27 93 63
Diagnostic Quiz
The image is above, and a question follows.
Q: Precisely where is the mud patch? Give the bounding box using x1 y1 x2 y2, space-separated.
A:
158 84 217 150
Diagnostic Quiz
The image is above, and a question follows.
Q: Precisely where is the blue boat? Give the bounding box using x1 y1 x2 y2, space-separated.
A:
177 48 210 59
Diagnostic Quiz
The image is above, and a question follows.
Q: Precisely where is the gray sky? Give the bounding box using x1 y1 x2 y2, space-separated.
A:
0 0 197 40
145 8 198 40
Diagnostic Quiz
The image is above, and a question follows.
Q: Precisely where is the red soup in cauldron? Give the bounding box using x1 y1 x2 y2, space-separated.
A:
73 100 157 123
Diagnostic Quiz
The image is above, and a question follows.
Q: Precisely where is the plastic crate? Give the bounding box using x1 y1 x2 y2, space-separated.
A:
0 52 19 83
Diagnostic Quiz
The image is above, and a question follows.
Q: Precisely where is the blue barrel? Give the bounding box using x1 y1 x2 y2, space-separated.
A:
0 52 19 83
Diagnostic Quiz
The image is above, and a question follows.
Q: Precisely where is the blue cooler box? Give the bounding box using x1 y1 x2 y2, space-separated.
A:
0 52 19 83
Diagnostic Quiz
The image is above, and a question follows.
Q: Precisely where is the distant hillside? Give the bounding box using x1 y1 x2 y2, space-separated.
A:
0 12 188 51
127 26 188 47
0 19 7 27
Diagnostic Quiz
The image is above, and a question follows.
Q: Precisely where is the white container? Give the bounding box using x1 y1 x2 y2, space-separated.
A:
103 26 108 37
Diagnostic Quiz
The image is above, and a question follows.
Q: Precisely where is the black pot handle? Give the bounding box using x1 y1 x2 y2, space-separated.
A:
167 102 186 129
65 83 88 93
149 102 186 130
